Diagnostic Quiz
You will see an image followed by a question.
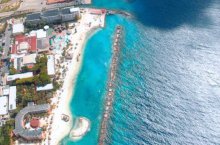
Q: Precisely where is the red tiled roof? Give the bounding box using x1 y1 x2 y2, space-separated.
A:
30 118 40 128
89 9 106 15
47 0 66 4
11 35 37 54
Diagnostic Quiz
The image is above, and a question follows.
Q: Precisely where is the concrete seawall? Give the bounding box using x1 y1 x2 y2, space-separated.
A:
98 26 123 145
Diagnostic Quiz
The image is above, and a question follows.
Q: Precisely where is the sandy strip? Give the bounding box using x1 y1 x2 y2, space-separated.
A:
43 9 106 145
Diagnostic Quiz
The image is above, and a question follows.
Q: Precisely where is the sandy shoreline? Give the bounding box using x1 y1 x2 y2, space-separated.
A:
42 8 106 145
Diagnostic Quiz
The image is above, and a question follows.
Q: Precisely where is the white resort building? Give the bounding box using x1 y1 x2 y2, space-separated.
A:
7 72 33 82
9 86 17 111
0 96 8 116
12 23 24 35
47 55 55 76
36 83 53 91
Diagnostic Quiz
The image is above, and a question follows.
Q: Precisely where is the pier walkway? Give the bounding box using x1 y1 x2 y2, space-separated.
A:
98 26 123 145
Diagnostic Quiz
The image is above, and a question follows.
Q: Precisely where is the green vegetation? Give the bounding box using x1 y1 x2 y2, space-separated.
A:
16 84 52 108
11 55 58 110
53 81 61 91
0 54 60 145
25 20 47 30
0 119 15 145
9 66 17 75
0 0 10 4
0 46 3 58
0 2 21 13
32 55 51 86
0 46 3 52
35 72 51 86
14 55 51 86
0 22 7 33
21 66 30 73
76 14 82 21
16 77 34 85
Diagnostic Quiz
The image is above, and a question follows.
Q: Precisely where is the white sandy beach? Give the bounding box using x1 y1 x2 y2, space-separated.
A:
41 8 106 145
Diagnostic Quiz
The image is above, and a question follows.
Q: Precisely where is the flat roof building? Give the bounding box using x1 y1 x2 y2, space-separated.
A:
22 54 37 68
7 72 33 82
37 38 50 53
30 29 47 39
70 7 80 13
25 13 41 24
9 86 16 111
12 23 24 35
47 55 55 76
0 96 8 115
36 83 53 91
25 7 80 25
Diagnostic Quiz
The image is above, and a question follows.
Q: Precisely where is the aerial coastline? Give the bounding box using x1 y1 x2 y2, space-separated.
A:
1 0 220 145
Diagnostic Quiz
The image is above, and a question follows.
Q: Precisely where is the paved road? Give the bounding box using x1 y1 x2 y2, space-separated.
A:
0 0 89 18
2 24 11 59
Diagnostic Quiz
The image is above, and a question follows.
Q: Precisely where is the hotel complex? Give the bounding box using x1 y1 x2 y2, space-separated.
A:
0 0 106 143
13 104 51 140
25 7 80 25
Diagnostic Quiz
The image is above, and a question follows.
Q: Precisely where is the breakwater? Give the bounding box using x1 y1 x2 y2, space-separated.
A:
106 10 132 18
98 26 123 145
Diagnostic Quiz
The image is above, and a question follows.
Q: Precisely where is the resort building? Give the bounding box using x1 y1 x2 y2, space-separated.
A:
0 86 17 114
30 29 47 39
21 54 37 68
29 29 50 53
47 55 55 76
25 7 80 25
12 23 24 35
11 35 37 58
13 104 50 140
37 38 50 53
9 86 17 111
36 83 53 91
7 72 33 82
0 96 8 116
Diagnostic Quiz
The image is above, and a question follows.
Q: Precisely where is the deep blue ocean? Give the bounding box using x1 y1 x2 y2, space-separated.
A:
63 0 220 145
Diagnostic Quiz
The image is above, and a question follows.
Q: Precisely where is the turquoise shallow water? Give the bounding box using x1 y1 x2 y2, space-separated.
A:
64 0 220 145
62 15 123 145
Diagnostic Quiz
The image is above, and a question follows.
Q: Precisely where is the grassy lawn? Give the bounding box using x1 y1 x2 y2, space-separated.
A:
0 0 11 4
0 22 7 33
0 2 20 13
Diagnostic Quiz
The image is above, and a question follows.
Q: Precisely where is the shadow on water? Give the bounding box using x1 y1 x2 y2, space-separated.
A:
126 0 214 29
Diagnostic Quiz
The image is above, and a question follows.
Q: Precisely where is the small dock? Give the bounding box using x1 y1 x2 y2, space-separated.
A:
98 26 123 145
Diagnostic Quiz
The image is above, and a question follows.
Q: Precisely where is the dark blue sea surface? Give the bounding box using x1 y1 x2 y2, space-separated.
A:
64 0 220 145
